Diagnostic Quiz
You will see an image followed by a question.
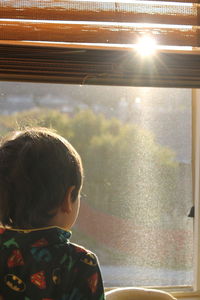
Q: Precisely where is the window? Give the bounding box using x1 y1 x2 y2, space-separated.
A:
0 81 193 288
0 0 200 296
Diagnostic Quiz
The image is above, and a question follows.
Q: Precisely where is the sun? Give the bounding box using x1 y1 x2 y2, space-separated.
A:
135 36 157 57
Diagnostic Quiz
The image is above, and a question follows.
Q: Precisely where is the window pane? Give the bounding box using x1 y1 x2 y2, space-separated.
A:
0 82 193 287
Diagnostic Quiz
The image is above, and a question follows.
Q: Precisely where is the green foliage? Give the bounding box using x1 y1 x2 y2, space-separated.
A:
0 108 193 269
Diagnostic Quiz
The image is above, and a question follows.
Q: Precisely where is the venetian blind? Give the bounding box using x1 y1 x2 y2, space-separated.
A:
0 0 199 47
0 0 200 86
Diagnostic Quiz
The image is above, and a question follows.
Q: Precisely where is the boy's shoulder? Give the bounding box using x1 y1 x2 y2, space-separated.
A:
69 242 98 266
0 227 99 267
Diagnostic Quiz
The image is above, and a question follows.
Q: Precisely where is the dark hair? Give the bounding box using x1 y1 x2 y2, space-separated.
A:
0 127 83 228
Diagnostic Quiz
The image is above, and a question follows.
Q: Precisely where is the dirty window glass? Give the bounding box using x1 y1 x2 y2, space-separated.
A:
0 82 193 287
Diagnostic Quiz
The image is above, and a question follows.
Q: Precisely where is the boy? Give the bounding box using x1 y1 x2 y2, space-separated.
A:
0 128 105 300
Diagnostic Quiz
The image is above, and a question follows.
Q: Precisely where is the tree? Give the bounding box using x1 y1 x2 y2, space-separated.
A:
0 108 192 269
0 108 179 225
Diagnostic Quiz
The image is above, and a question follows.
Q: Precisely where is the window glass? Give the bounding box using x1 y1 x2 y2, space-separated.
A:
0 82 193 287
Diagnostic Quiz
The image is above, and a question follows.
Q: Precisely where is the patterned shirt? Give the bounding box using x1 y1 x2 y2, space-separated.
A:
0 226 105 300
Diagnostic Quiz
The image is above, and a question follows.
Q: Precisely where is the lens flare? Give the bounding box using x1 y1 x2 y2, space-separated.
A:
136 36 157 56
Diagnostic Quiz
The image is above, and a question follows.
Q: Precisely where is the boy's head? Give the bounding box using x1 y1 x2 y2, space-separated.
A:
0 127 83 229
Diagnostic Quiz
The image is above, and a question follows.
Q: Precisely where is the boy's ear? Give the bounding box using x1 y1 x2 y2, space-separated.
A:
61 186 76 213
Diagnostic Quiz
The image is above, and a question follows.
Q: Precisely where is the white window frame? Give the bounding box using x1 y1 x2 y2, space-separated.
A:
192 90 200 295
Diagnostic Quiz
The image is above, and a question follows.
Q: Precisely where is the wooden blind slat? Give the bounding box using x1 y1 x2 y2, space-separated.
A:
0 1 199 26
0 0 197 6
1 20 199 47
0 44 200 88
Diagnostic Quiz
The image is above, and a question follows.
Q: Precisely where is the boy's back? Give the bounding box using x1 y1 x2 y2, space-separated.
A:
0 227 104 300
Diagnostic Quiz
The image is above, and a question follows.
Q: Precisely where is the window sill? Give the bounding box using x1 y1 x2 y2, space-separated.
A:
105 288 200 300
173 292 200 300
175 296 200 300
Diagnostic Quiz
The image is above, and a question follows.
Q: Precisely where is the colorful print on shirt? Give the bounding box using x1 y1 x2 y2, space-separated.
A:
0 227 105 300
